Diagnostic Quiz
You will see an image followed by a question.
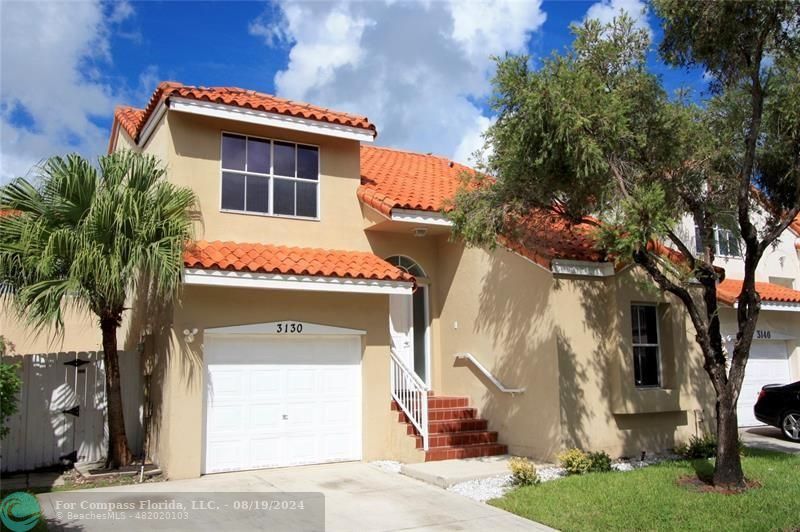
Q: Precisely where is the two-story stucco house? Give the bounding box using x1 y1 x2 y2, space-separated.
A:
4 82 800 480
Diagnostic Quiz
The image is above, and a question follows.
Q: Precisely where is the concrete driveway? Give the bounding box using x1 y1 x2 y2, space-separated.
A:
741 426 800 454
38 462 551 531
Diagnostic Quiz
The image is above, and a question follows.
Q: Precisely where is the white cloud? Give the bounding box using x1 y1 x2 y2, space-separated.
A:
252 0 547 165
0 1 134 182
584 0 651 35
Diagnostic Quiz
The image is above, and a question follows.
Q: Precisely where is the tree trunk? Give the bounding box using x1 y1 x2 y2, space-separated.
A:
713 394 744 487
101 314 134 468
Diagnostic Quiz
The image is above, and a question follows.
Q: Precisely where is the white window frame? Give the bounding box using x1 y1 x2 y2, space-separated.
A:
219 131 321 221
631 303 662 388
695 224 742 258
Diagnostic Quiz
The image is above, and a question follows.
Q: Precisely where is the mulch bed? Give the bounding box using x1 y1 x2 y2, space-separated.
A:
677 475 762 494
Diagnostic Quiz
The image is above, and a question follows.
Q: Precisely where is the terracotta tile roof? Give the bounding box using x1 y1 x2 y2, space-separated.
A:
717 278 800 305
358 145 473 216
114 82 376 145
501 212 606 268
114 106 145 141
183 240 414 283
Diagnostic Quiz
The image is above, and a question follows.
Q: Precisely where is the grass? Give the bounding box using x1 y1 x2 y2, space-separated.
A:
490 449 800 532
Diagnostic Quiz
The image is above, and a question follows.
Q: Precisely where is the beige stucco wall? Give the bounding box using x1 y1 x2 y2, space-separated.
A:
0 301 101 354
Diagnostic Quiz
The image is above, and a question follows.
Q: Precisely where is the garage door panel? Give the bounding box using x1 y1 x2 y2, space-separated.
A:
737 340 790 427
203 333 362 474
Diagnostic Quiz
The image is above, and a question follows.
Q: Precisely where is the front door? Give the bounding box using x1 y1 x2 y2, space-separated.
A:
389 287 428 384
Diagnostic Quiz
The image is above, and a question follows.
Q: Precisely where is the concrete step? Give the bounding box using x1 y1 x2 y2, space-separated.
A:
415 430 498 449
424 443 508 462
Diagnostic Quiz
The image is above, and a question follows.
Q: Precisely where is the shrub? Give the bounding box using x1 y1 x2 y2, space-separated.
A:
674 433 744 459
587 451 613 472
0 336 21 440
558 448 592 475
508 456 540 486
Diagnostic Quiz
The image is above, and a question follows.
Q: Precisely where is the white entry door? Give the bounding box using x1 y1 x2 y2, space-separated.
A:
389 294 414 369
737 341 791 427
203 333 362 474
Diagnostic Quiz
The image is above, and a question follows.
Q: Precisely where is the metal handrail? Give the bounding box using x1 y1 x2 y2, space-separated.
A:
454 353 526 395
390 350 429 451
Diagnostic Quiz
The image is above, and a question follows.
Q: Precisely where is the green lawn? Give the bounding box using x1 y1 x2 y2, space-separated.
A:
491 449 800 532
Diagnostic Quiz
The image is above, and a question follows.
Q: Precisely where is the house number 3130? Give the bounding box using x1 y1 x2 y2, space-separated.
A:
276 322 303 333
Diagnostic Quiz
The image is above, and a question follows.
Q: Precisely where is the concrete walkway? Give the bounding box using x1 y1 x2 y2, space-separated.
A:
402 455 513 487
38 462 553 531
740 426 800 454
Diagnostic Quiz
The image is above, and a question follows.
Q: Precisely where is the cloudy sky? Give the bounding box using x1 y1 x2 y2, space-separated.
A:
0 0 706 182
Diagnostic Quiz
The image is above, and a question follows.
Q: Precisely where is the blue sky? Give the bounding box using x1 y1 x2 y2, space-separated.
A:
1 0 708 182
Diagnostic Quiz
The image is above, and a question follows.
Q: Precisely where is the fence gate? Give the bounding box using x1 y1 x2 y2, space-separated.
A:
1 351 142 473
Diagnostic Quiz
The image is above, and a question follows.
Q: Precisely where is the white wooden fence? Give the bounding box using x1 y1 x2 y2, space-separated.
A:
1 351 143 473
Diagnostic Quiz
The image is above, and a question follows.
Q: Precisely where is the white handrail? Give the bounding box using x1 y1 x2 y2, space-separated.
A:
390 351 429 451
454 353 526 395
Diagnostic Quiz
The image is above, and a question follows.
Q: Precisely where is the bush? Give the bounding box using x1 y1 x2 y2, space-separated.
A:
558 448 592 475
508 456 540 486
674 433 744 459
587 451 613 472
0 335 21 440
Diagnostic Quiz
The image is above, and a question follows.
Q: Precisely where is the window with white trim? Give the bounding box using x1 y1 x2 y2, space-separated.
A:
631 304 661 387
694 225 741 257
220 133 319 218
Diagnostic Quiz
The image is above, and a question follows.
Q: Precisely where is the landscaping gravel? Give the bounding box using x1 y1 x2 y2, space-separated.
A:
447 454 681 503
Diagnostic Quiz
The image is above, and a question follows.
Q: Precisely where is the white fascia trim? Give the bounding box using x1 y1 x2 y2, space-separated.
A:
169 97 376 143
184 268 412 295
390 208 453 227
551 259 615 277
734 300 800 312
137 101 168 148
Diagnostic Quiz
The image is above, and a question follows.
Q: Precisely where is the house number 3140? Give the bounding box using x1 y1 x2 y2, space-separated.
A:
276 322 303 333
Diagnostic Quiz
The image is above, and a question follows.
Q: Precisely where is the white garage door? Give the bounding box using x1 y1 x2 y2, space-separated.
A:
738 341 791 427
203 333 362 474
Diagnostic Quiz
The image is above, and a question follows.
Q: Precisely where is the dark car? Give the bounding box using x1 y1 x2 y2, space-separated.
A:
753 381 800 442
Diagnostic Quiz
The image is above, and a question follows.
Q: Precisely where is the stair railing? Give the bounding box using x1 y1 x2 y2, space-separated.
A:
454 353 526 395
390 350 429 451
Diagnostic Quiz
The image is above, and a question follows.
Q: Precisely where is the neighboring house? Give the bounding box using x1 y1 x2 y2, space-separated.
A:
5 81 800 480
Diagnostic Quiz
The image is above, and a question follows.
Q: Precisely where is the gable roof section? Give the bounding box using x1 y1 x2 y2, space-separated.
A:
110 81 376 148
183 240 413 283
717 278 800 306
358 145 471 216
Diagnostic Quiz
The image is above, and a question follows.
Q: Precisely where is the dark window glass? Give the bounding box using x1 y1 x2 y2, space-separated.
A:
296 181 317 217
274 178 295 215
247 138 270 174
221 172 245 211
631 305 660 387
222 134 246 171
246 175 269 213
634 346 660 387
694 225 704 254
724 230 740 256
274 141 296 177
297 145 319 180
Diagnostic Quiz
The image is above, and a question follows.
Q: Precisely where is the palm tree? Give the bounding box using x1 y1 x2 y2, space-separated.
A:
0 151 196 468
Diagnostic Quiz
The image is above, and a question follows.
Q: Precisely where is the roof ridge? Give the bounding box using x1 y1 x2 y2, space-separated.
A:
362 144 453 161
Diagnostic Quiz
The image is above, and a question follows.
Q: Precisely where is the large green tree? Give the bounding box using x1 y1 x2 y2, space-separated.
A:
450 3 799 486
0 151 196 468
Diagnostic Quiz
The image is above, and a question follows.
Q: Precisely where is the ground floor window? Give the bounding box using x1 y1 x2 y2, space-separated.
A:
631 304 661 387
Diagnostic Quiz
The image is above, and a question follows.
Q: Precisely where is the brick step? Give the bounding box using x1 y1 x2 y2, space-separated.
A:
391 396 470 411
414 430 498 449
407 419 489 435
398 407 476 423
425 443 508 462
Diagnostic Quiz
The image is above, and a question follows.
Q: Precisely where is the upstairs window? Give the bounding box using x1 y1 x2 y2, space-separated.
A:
631 304 661 388
694 225 741 257
220 133 319 219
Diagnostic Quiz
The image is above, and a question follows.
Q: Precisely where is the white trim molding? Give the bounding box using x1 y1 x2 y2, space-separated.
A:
551 259 615 277
138 100 168 148
170 97 376 143
205 321 366 336
184 268 412 295
390 209 453 227
735 300 800 313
